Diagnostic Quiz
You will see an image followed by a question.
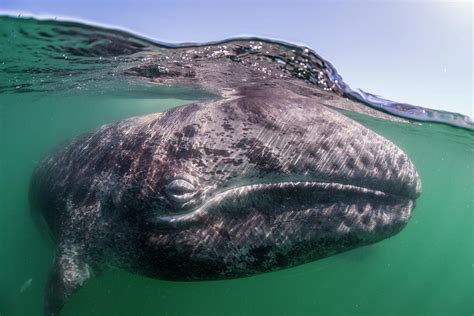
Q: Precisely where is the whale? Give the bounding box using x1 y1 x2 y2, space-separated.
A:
29 40 421 315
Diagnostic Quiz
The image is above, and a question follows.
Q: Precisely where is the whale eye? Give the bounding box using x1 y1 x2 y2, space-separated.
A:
165 179 197 204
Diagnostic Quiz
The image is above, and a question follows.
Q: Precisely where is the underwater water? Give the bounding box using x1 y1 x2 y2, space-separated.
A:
1 16 473 316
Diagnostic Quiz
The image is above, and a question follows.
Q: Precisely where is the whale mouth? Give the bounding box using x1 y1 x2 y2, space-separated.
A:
153 179 419 227
222 180 418 201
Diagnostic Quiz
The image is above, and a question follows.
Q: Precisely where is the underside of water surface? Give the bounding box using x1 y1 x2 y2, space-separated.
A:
0 15 473 316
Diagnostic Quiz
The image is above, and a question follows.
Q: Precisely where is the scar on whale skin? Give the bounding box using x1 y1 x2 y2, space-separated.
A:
30 39 421 315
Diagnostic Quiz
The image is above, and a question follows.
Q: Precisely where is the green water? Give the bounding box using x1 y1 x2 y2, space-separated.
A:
1 15 473 316
1 81 473 316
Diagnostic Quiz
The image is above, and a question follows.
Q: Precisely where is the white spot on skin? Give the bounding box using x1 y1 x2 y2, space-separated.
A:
337 223 350 233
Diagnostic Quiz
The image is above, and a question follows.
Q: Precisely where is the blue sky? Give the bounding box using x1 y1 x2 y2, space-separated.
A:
1 0 472 117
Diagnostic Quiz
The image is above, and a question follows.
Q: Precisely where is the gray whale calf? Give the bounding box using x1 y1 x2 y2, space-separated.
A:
30 39 421 315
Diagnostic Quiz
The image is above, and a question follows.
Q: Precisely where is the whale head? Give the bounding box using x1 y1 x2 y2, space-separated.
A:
31 86 421 315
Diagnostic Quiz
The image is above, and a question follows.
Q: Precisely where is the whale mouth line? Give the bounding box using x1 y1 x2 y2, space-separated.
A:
228 181 389 197
155 180 415 224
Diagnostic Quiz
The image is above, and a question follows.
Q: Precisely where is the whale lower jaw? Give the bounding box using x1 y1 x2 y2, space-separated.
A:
153 180 415 229
145 180 415 281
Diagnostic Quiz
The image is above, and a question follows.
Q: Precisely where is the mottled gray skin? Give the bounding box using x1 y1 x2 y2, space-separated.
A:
31 84 421 315
30 40 422 316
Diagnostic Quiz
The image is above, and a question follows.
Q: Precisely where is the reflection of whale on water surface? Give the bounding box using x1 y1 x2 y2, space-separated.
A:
17 17 423 315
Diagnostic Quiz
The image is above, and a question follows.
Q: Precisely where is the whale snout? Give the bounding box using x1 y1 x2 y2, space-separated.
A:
379 146 421 201
402 155 422 200
386 142 422 202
